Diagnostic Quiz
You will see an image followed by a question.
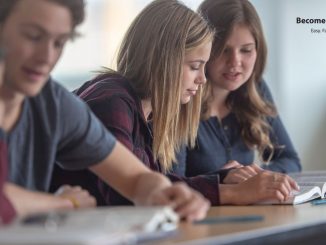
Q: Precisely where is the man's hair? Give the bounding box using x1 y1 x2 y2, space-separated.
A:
0 0 85 36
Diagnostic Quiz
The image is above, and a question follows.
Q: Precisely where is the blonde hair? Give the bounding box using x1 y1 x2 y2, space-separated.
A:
114 0 214 172
199 0 277 162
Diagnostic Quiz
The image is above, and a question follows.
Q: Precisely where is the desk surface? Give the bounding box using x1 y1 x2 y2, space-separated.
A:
154 203 326 245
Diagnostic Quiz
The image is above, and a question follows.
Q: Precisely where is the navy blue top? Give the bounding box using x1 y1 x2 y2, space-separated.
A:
175 81 301 177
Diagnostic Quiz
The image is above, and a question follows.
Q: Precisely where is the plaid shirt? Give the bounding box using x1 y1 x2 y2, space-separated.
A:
75 74 221 205
0 132 16 224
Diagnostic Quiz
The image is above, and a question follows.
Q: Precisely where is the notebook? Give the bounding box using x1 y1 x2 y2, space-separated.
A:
0 206 179 245
287 171 326 204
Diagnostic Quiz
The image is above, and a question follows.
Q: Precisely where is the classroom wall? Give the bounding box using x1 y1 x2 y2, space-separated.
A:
251 0 326 170
53 0 326 170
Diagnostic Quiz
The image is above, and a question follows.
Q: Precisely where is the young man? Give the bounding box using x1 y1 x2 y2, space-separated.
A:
1 45 96 223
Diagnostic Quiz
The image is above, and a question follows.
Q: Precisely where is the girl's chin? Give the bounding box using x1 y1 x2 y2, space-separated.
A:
181 96 191 104
222 80 245 91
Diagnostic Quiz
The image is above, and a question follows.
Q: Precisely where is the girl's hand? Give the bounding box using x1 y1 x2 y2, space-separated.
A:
223 162 262 184
220 171 300 205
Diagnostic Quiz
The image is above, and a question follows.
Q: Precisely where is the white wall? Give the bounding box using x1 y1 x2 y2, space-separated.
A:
52 0 201 89
251 0 326 170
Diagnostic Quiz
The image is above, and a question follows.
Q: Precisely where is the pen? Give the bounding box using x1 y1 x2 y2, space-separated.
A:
194 215 264 225
311 199 326 205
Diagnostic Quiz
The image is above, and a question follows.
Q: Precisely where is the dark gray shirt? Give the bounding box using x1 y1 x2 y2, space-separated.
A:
7 79 116 191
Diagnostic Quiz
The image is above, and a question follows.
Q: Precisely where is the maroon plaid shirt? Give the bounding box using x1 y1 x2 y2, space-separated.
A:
75 74 220 205
0 133 16 224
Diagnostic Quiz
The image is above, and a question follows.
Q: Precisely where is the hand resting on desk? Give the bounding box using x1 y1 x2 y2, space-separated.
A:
141 182 210 222
4 183 96 218
55 185 97 209
219 171 300 205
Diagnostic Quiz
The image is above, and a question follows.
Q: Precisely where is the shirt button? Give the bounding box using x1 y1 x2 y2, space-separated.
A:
224 125 228 130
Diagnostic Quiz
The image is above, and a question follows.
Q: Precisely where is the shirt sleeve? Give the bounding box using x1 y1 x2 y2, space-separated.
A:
0 193 16 225
166 172 220 205
0 135 16 224
55 85 116 170
259 80 302 173
85 95 145 205
88 95 137 153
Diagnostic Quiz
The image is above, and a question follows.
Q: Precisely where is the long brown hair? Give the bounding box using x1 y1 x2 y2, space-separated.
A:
199 0 277 162
105 0 214 172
